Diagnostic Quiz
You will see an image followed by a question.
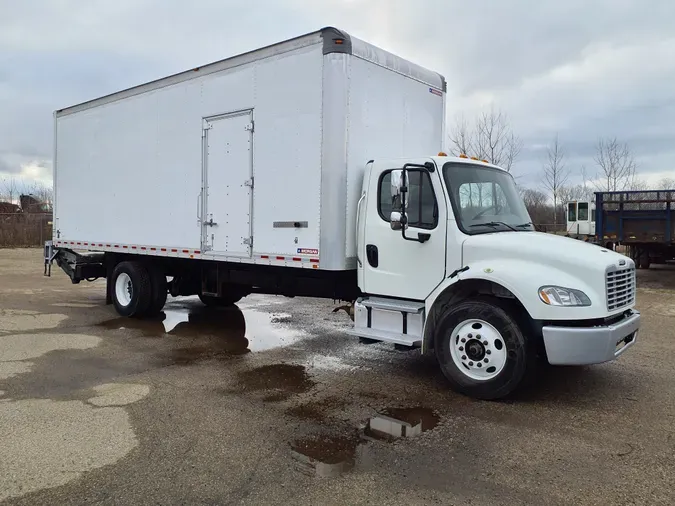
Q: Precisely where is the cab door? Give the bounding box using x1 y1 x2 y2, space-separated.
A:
359 159 447 300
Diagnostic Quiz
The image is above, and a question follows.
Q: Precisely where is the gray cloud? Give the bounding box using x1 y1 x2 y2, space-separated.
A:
1 0 674 191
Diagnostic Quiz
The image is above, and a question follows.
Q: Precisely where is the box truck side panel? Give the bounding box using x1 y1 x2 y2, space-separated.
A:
318 52 351 271
343 54 445 264
55 44 324 259
248 45 324 259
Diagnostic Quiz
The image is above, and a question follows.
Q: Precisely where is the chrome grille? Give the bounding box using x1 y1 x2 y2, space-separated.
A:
606 267 635 311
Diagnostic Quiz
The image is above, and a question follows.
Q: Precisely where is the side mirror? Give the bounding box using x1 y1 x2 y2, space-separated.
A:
390 211 404 231
390 170 408 209
390 169 408 231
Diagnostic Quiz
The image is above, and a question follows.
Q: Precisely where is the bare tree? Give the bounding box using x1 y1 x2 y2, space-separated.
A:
448 115 473 157
657 177 675 190
448 108 522 172
628 178 650 191
518 187 550 226
0 177 53 211
594 137 638 191
0 176 19 203
541 134 569 225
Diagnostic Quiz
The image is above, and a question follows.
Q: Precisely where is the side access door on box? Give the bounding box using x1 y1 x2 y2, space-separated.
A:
201 110 254 257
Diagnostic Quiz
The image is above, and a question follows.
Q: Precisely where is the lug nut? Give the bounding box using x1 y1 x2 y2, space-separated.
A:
461 355 466 360
461 338 466 343
477 363 482 368
468 334 473 338
486 350 491 355
459 346 464 351
483 340 488 346
469 361 474 366
476 334 481 339
484 358 489 363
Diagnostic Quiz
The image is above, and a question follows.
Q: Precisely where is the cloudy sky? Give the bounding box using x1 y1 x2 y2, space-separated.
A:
1 0 674 191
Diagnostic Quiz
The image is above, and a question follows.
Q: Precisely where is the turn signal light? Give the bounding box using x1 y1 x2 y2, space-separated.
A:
438 152 447 156
459 154 468 159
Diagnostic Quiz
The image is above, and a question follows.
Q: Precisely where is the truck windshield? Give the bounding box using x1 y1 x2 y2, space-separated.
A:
442 162 533 234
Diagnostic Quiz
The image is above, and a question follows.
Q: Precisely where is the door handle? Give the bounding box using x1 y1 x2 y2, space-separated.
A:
366 244 378 268
356 193 365 267
197 192 202 223
205 218 218 227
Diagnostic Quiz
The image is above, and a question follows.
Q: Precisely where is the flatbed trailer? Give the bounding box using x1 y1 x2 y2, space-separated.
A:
595 190 675 268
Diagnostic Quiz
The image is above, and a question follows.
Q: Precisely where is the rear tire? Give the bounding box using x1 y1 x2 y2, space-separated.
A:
146 264 168 316
111 261 152 318
434 298 533 400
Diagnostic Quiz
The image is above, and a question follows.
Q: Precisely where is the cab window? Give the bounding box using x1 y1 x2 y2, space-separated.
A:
568 202 577 222
578 202 589 221
379 170 437 229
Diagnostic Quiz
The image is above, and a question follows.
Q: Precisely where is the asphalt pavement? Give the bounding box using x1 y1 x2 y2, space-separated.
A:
1 248 674 505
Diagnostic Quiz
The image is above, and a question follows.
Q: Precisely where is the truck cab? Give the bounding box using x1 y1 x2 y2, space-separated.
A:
354 155 640 399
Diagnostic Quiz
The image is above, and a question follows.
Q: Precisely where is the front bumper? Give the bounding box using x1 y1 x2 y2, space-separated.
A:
542 310 640 365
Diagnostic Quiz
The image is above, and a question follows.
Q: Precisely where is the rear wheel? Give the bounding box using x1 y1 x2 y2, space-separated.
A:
434 298 533 400
111 261 152 317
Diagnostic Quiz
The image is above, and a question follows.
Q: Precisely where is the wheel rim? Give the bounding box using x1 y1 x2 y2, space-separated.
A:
115 272 133 307
449 319 507 381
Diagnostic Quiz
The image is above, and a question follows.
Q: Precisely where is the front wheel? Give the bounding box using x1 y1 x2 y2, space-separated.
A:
434 298 533 400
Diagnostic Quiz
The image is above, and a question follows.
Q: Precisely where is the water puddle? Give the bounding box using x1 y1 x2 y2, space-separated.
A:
235 363 315 402
291 434 360 478
98 303 305 356
289 407 440 478
364 407 439 441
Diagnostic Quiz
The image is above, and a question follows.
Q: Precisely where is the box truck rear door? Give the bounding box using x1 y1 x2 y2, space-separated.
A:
202 110 254 257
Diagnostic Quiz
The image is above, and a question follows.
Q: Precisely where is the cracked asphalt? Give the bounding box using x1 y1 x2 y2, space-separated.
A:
1 248 674 505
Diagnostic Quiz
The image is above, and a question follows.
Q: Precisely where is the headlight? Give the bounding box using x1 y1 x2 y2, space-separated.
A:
538 286 591 306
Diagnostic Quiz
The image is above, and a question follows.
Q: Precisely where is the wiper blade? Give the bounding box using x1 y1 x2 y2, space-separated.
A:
515 222 534 228
469 221 518 232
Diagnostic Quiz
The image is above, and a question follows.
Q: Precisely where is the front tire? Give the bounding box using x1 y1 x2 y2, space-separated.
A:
434 298 532 400
111 261 152 317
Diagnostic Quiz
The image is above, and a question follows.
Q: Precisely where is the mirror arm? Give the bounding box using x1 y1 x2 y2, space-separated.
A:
399 179 429 243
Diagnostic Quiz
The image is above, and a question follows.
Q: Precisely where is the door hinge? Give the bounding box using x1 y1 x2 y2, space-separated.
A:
244 177 254 188
243 237 253 246
245 121 254 132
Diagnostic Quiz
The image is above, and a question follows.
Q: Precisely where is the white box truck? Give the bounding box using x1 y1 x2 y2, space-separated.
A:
46 27 640 399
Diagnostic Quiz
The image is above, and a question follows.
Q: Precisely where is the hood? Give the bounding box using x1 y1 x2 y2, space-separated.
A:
464 231 629 268
464 232 630 267
461 231 635 319
465 230 631 282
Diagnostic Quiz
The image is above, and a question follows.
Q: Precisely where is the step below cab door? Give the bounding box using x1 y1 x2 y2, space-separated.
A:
358 158 447 300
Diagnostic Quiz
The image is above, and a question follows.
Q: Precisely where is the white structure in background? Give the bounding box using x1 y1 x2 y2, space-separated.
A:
566 200 596 236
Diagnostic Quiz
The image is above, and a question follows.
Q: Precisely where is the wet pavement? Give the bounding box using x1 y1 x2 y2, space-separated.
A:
1 248 675 505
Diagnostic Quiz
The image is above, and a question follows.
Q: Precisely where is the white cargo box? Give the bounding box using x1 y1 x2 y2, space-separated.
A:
53 27 445 271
